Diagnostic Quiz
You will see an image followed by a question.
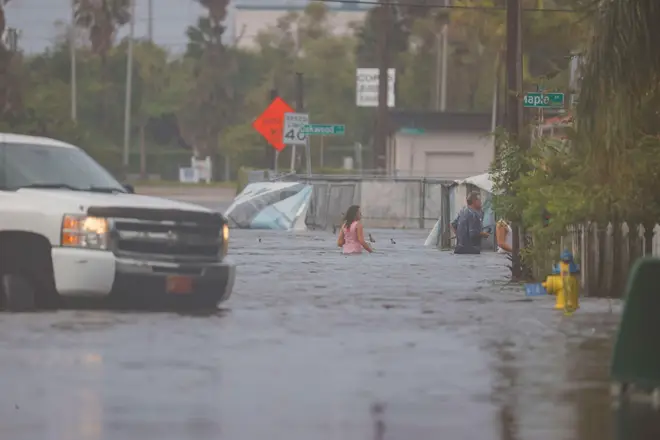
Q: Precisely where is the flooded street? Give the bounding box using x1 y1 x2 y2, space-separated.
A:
0 196 657 439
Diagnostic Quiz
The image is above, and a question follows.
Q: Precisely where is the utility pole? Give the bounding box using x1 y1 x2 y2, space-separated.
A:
506 0 523 279
123 0 136 175
4 28 18 51
292 73 304 173
266 88 277 170
491 51 501 132
70 0 77 122
440 0 449 111
374 3 391 174
294 72 311 176
435 32 441 110
147 0 153 41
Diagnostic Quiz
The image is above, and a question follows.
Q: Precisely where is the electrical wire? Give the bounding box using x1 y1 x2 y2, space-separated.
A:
4 0 585 13
309 0 580 13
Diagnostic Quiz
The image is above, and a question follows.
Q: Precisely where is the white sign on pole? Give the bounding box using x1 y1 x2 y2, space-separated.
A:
356 68 395 107
179 167 199 183
283 112 309 146
190 156 212 183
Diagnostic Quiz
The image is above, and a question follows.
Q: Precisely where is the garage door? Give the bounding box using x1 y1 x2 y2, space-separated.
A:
424 152 475 179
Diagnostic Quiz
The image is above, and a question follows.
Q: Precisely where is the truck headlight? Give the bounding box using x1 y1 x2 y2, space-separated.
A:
222 224 229 255
61 215 109 250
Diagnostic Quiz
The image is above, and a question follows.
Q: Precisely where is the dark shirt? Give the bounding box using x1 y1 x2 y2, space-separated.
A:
453 206 483 254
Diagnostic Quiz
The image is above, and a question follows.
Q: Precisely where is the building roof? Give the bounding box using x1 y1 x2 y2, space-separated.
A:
390 111 493 132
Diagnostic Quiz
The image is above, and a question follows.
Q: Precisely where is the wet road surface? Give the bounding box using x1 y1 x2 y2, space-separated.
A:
1 197 659 439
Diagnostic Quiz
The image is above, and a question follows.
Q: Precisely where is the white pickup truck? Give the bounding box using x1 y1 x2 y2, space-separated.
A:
0 133 235 311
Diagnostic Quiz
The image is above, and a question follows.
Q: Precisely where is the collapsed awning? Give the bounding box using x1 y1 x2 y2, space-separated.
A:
454 172 495 194
225 181 312 230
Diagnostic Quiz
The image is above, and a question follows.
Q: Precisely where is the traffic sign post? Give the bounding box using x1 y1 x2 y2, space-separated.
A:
252 97 294 152
283 113 309 146
283 112 311 175
523 92 564 108
301 124 345 135
299 124 345 169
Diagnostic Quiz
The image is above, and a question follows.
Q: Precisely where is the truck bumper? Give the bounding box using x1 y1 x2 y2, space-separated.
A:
52 248 235 306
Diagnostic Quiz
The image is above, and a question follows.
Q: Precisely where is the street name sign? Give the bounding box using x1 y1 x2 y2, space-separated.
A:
301 124 345 135
523 92 564 108
400 127 424 135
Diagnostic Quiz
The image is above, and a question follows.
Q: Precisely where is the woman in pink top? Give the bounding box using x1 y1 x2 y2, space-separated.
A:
336 205 373 254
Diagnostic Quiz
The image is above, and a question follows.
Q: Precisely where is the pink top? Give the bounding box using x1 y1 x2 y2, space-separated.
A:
342 221 362 254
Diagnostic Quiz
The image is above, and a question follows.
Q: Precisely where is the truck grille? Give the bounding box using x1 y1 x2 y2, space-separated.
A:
110 218 222 262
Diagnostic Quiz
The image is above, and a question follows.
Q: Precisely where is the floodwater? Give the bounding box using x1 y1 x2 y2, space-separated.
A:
0 204 659 439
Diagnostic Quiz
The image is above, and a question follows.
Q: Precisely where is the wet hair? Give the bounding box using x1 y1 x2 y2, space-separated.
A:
466 191 481 205
343 205 360 228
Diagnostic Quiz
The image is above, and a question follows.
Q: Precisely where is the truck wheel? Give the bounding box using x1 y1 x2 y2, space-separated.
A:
1 274 36 312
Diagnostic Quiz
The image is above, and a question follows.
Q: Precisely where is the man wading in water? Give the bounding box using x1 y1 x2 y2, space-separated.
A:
451 191 489 254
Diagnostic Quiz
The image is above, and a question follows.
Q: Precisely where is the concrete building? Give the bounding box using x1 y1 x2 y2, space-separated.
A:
388 111 494 180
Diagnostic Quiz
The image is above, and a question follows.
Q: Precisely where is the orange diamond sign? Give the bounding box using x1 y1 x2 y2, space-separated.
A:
252 97 294 151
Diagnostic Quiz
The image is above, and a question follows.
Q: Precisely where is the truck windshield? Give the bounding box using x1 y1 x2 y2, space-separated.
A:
0 142 125 192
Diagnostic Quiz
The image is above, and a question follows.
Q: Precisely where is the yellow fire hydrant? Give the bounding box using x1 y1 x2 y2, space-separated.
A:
542 250 580 312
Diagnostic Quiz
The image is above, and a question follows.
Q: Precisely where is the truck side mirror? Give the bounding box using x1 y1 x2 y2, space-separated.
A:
123 184 135 193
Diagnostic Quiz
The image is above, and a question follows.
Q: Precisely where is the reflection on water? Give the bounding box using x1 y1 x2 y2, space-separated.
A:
3 229 660 439
491 339 520 440
569 335 614 440
487 308 660 440
370 402 386 440
78 388 103 440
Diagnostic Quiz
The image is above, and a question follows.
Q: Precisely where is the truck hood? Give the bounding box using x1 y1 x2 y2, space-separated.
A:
15 188 211 214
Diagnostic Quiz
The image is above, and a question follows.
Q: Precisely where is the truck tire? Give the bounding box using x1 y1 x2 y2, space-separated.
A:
1 274 36 312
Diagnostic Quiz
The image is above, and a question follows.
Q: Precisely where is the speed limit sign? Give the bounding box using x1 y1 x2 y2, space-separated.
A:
283 112 309 146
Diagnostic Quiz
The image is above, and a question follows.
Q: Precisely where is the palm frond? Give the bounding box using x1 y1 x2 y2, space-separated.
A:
578 0 660 145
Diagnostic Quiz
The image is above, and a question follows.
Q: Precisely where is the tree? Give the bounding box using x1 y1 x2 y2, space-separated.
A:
576 0 660 254
253 10 299 100
73 0 130 128
0 0 21 119
249 3 368 168
0 0 8 41
131 41 192 177
74 0 130 62
179 0 235 167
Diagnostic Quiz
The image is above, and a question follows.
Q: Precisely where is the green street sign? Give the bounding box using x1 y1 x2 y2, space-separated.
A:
400 127 424 134
523 92 564 108
301 124 345 135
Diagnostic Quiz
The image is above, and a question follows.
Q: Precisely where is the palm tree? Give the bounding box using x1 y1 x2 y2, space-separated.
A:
578 0 660 142
74 0 130 63
577 0 660 255
572 0 660 294
0 0 20 118
73 0 130 128
179 0 233 160
0 1 8 40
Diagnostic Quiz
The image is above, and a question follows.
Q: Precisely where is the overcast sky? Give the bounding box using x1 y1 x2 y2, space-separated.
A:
4 0 315 53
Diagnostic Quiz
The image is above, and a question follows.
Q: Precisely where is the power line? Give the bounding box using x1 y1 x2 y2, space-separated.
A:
314 0 580 12
5 0 584 13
